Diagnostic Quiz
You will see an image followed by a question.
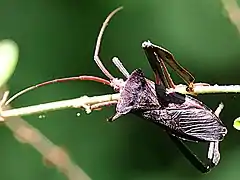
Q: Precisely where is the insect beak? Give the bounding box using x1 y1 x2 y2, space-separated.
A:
107 113 121 122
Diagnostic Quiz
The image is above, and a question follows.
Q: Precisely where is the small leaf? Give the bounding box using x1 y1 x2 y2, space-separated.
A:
0 39 19 88
233 117 240 130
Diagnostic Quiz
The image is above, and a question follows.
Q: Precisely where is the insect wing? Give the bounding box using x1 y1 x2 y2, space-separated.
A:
146 86 228 142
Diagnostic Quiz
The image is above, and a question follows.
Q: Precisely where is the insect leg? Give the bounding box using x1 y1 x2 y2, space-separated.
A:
112 57 130 78
168 133 211 173
142 41 175 88
207 102 224 166
142 41 195 90
207 141 220 166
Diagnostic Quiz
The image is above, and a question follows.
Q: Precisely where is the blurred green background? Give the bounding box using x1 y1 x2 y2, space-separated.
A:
0 0 240 180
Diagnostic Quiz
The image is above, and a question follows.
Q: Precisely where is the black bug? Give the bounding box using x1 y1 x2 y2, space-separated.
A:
110 68 227 172
93 8 228 173
5 7 228 173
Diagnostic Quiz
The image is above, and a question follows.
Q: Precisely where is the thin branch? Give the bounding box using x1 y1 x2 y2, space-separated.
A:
7 115 92 180
1 84 240 119
0 87 91 180
1 93 120 118
173 84 240 95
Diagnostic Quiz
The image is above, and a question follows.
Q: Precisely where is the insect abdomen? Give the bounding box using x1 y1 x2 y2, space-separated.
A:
141 107 227 142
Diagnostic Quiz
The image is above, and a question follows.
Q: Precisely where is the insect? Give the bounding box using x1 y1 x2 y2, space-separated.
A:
92 7 228 173
4 7 228 173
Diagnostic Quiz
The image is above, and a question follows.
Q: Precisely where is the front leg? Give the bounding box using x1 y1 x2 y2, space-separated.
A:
142 41 195 91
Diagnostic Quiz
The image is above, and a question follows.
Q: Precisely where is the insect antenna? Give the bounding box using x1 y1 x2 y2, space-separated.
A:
5 76 111 105
4 7 125 105
93 7 123 80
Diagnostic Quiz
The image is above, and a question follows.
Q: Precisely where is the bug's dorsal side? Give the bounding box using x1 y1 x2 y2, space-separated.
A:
110 69 159 121
142 94 227 142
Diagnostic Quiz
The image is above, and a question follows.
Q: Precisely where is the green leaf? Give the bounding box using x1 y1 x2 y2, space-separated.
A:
0 39 19 88
233 117 240 130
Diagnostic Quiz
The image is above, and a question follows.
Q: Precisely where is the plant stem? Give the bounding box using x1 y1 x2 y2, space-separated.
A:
1 84 240 119
174 84 240 94
1 93 120 118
